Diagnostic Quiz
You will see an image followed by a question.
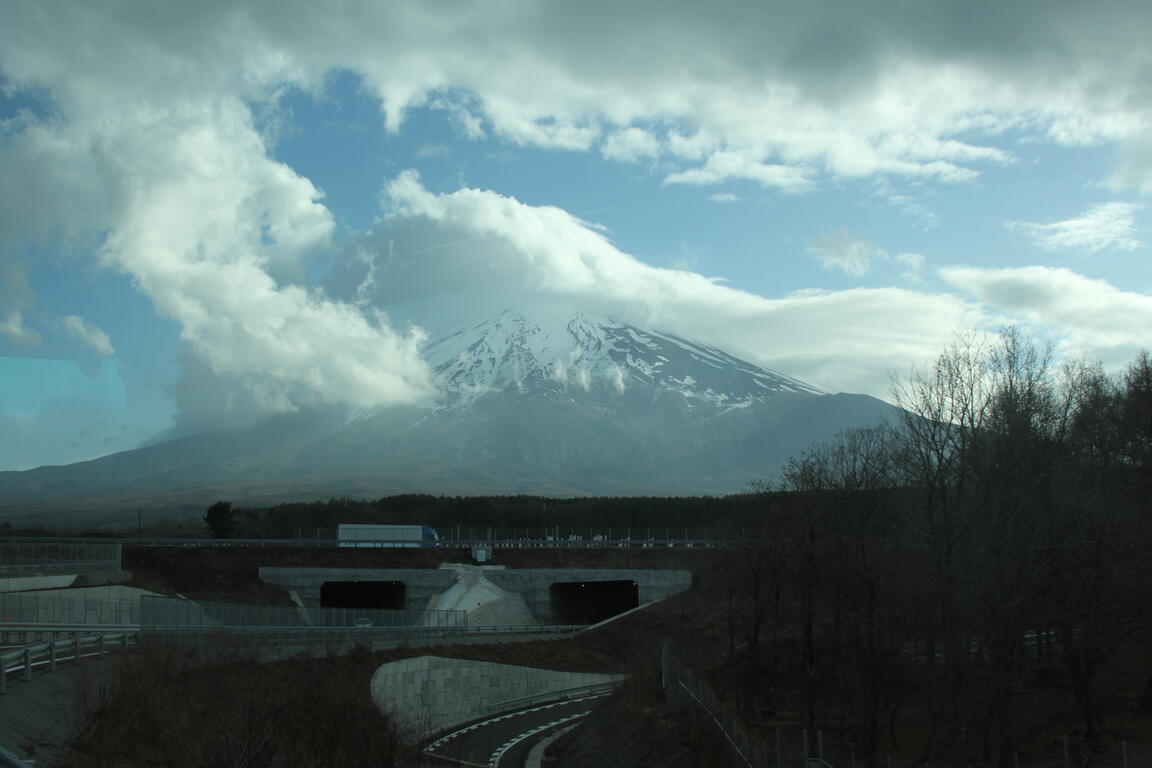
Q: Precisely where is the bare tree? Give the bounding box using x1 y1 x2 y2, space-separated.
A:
891 331 993 765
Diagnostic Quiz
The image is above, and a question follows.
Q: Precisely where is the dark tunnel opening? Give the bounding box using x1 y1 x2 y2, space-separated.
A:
549 580 639 625
320 581 407 610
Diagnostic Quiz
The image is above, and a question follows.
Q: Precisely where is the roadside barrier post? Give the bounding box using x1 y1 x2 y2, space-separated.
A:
49 641 56 673
0 659 7 694
21 649 31 682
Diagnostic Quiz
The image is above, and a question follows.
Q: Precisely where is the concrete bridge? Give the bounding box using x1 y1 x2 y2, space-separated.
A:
258 564 692 626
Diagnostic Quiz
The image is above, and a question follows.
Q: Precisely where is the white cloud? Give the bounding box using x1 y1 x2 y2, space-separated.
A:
62 315 114 357
708 193 742 203
365 172 983 397
940 265 1152 366
0 9 436 419
0 311 39 348
5 0 1152 205
601 127 660 162
415 143 451 159
0 256 40 348
3 0 1152 417
808 238 874 277
1008 202 1143 254
892 252 926 281
807 234 926 279
665 151 814 192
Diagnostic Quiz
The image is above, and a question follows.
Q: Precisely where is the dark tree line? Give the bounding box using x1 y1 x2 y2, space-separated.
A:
717 333 1152 767
224 493 770 539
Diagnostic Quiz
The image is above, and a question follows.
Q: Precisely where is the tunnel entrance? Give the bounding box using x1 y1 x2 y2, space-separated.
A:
320 581 406 610
549 580 639 625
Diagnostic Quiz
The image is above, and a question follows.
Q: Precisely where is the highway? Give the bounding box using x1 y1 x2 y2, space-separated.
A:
424 693 610 767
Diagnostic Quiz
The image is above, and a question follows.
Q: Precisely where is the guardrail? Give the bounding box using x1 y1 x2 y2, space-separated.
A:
0 630 137 695
138 622 587 647
2 619 585 652
495 680 624 715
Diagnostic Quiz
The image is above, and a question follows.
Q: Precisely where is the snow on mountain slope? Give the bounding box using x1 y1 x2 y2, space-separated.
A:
420 310 823 408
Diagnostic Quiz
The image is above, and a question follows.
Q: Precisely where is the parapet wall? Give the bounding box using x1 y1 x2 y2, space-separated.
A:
371 655 624 737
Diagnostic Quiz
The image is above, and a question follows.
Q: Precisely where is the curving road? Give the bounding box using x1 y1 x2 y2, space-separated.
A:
425 693 609 767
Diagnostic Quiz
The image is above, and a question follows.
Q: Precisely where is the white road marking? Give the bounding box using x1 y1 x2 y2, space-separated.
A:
424 693 608 754
487 710 592 767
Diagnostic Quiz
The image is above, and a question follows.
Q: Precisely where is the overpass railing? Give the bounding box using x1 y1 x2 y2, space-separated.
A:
2 529 757 550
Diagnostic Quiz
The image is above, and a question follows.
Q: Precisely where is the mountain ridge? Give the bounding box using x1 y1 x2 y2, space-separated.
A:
0 310 896 520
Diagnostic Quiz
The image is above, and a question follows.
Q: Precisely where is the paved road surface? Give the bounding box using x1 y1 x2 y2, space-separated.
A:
425 694 609 767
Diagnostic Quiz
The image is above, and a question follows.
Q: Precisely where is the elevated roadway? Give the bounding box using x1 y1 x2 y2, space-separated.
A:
3 529 747 550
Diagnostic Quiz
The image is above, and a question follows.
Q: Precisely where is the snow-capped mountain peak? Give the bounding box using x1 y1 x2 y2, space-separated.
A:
421 310 823 408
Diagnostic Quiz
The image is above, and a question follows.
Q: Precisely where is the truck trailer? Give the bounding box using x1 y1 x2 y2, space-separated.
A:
336 524 439 548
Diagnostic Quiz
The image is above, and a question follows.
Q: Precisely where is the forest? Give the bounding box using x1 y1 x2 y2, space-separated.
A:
707 332 1152 766
216 330 1151 766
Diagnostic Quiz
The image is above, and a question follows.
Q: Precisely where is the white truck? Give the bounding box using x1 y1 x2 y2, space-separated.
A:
336 524 439 548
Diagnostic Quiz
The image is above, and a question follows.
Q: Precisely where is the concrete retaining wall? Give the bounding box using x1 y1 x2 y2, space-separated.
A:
258 567 457 610
485 568 693 624
371 655 624 737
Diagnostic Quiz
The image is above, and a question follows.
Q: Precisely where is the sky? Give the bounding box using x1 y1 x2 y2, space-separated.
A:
1 0 1150 470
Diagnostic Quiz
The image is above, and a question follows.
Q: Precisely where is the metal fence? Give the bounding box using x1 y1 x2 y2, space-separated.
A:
139 595 466 631
0 591 139 625
663 646 769 767
0 540 122 577
0 630 137 695
1 530 757 550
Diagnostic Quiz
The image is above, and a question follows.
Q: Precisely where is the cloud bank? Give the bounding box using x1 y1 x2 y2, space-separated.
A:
2 0 1150 426
341 172 985 396
941 266 1152 365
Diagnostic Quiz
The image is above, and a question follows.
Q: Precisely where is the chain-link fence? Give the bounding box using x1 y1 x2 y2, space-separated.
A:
139 594 466 631
0 540 121 577
663 646 767 767
0 590 139 624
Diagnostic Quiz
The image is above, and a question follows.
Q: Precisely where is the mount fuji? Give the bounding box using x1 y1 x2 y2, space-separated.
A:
0 310 897 516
